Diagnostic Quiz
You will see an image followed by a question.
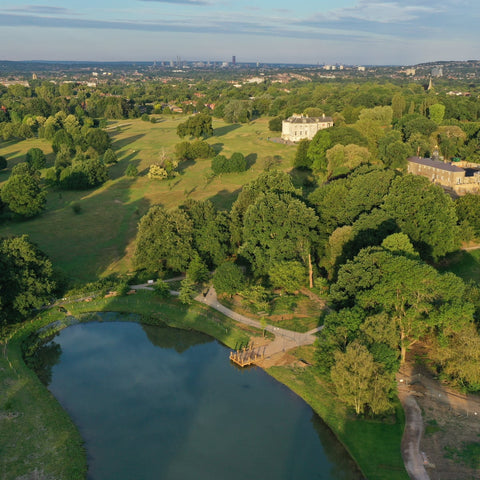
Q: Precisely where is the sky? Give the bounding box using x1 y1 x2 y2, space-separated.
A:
0 0 479 65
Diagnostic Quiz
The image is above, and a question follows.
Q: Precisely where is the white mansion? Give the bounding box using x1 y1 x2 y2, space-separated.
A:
281 114 334 142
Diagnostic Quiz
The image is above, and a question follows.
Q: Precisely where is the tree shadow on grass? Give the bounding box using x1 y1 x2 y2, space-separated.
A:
177 158 195 174
213 124 241 137
208 188 241 211
109 151 140 180
111 134 145 150
245 153 257 169
211 143 224 154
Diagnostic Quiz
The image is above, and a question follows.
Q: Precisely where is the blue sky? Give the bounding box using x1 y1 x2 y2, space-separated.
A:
0 0 478 65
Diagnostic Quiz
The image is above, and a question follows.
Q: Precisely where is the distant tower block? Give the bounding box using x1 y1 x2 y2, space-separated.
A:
232 55 236 66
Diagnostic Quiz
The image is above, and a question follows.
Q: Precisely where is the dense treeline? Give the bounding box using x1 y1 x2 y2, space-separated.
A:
134 165 480 412
2 74 480 414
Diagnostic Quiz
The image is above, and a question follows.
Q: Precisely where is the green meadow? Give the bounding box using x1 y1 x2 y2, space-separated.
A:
0 117 295 282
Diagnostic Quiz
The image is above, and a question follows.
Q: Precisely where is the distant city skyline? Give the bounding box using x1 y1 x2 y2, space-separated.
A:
0 1 479 65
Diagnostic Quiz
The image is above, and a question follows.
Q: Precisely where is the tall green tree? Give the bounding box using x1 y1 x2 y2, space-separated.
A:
0 235 55 325
331 341 394 415
134 206 195 274
240 192 319 276
382 175 459 260
1 168 46 217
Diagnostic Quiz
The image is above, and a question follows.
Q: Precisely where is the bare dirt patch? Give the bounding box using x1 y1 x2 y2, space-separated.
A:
398 346 480 480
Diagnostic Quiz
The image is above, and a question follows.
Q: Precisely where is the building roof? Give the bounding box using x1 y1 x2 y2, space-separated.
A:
407 156 465 173
284 114 333 124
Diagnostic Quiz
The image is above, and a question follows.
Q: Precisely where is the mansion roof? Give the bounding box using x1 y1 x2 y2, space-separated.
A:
284 114 333 124
407 156 464 173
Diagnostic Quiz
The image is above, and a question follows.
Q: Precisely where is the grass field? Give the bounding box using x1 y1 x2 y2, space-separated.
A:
0 117 295 282
437 248 480 283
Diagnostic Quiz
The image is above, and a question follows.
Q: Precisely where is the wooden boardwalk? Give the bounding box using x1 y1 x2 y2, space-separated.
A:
229 344 264 367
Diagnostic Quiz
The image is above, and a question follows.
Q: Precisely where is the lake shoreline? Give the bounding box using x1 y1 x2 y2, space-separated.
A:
2 292 406 479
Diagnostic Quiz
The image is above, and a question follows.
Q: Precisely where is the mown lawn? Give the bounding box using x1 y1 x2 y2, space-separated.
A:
0 117 295 282
437 248 480 283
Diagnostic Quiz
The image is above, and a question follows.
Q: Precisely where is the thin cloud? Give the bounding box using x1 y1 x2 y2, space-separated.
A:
139 0 212 5
0 12 376 42
4 5 72 15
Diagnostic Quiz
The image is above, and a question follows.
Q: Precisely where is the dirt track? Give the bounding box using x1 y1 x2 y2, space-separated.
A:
397 353 480 480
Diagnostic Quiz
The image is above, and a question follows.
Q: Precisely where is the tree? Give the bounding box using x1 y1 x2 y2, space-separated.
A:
331 341 394 415
268 261 306 293
240 192 319 276
428 323 480 392
332 248 474 363
60 158 109 190
134 206 194 274
223 100 252 123
428 103 446 125
154 279 171 298
230 171 299 245
307 130 332 172
187 255 209 283
0 235 55 325
229 152 247 172
26 148 46 170
456 194 480 237
0 156 6 170
325 144 371 178
52 129 74 154
383 175 459 260
1 170 46 217
103 148 118 165
212 262 246 297
268 116 283 132
293 139 312 169
86 128 111 155
179 276 197 304
176 114 213 139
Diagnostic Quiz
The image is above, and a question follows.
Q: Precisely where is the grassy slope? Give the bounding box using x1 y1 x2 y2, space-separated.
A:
0 311 86 480
0 117 294 282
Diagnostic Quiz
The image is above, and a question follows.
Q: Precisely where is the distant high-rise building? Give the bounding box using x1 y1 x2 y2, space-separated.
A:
232 55 236 65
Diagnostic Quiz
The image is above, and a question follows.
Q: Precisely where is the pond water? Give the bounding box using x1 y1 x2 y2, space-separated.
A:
42 319 363 480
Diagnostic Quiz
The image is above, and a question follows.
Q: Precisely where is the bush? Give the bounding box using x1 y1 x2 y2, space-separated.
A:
268 116 283 132
60 158 108 190
71 201 82 214
125 164 138 177
103 148 117 165
211 155 228 174
211 153 247 174
175 140 215 161
229 152 247 172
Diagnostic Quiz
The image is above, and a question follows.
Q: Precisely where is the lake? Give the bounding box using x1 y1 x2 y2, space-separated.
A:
41 319 363 480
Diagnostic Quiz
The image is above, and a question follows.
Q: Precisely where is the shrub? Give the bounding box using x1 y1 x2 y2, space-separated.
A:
268 116 283 132
125 164 138 177
103 148 118 165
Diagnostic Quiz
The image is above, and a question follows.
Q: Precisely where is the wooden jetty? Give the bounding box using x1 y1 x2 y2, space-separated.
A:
229 344 263 367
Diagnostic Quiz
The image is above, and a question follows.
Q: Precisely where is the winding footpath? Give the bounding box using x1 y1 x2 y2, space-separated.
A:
132 283 431 480
130 284 321 357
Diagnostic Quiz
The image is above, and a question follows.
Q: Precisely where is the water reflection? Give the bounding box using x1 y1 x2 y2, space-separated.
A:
43 319 362 480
